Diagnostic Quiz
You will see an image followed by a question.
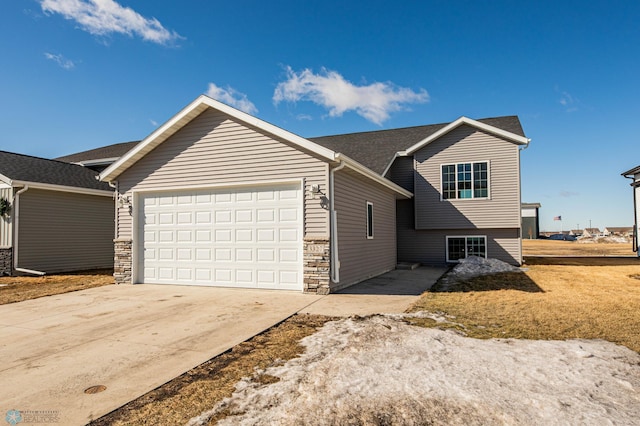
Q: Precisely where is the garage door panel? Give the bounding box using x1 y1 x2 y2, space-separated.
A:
138 183 303 290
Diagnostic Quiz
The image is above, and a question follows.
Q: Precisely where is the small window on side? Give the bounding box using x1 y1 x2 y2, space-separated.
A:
366 202 374 239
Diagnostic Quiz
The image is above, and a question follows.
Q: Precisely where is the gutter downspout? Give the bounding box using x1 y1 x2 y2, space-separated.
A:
12 186 46 276
329 161 346 284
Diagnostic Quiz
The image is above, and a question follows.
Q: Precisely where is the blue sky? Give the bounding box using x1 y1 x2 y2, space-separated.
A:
1 0 638 231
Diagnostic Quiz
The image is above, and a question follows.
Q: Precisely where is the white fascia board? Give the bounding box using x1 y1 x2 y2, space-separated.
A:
335 153 413 199
100 95 337 182
404 116 530 155
0 173 12 186
76 157 121 166
10 180 114 197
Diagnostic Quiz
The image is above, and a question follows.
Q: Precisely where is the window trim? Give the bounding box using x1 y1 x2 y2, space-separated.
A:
440 161 491 201
366 201 374 239
445 235 488 263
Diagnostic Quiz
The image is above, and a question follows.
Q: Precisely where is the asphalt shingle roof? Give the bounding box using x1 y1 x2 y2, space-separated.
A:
0 151 112 191
55 141 140 163
309 116 525 175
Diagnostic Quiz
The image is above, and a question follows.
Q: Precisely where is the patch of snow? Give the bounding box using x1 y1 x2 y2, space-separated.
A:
188 315 640 426
448 256 522 279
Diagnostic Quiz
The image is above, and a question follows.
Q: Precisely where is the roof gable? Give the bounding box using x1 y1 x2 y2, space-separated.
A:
403 116 530 156
0 151 112 193
100 95 337 182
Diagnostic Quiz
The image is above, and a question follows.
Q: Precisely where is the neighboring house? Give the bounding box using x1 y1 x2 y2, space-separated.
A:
56 141 140 172
521 203 541 239
99 95 529 293
0 151 115 275
582 228 602 238
603 227 633 237
569 229 583 237
622 165 640 255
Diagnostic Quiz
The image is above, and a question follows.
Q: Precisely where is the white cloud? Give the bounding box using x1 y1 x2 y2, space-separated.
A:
206 83 258 115
44 52 76 69
40 0 182 45
273 67 429 125
558 89 579 112
149 119 158 127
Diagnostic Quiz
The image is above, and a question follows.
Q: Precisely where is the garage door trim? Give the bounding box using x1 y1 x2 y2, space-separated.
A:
131 179 305 289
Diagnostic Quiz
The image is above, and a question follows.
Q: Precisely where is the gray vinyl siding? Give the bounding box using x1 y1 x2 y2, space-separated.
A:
116 108 329 239
0 186 13 247
17 189 115 273
397 199 521 265
386 156 414 192
333 168 397 289
414 124 522 229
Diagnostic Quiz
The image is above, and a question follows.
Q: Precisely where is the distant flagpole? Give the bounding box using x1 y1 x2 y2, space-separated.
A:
554 215 562 233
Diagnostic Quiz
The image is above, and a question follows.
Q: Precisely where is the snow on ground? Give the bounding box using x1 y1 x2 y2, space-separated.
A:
188 315 640 426
435 256 524 291
578 235 631 244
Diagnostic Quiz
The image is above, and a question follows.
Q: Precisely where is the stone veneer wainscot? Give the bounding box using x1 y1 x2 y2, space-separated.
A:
303 237 330 294
114 238 132 285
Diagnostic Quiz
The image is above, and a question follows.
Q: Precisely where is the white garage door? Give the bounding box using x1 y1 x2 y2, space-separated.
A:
138 183 303 290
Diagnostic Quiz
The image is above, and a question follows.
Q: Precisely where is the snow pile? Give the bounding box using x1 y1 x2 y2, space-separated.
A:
578 235 631 244
188 315 640 426
448 255 522 279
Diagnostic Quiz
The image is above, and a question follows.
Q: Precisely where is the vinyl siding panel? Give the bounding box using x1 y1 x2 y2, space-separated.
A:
334 169 397 288
17 189 115 273
397 199 521 265
0 186 13 247
414 125 521 229
386 156 414 192
117 109 329 238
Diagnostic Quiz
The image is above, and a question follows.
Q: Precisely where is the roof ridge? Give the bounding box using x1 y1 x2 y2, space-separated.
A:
309 115 520 139
0 149 94 169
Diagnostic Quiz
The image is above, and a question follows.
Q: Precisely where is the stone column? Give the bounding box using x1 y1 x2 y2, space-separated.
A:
0 248 12 276
303 237 331 294
114 238 132 284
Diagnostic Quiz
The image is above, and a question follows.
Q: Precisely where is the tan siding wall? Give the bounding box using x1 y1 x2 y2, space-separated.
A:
386 156 414 192
0 186 13 247
17 189 115 273
334 169 397 288
414 125 521 229
397 199 521 265
116 109 329 238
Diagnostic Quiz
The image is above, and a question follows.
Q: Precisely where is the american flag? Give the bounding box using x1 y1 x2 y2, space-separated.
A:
554 216 562 221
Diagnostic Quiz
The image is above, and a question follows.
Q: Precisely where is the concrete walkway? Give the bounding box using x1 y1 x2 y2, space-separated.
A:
0 266 446 425
300 266 447 316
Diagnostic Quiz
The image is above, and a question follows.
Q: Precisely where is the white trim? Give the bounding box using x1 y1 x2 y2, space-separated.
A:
100 95 337 182
336 153 413 198
381 152 402 177
439 161 491 201
128 178 305 195
75 157 121 167
131 179 305 287
8 180 113 197
330 162 346 284
404 116 530 155
366 201 374 239
0 174 12 186
445 235 488 263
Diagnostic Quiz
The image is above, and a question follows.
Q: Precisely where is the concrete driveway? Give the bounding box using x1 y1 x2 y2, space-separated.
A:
0 284 323 425
0 266 445 425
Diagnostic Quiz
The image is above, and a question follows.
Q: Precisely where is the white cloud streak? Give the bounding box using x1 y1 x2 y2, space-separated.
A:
44 52 76 69
206 83 258 115
40 0 182 45
558 89 579 112
273 67 429 125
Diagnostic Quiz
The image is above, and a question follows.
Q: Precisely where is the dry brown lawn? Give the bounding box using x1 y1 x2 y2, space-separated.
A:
523 238 635 257
0 270 114 304
409 262 640 353
89 314 335 426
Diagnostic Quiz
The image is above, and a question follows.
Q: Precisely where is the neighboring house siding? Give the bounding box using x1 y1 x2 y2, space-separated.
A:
333 169 397 288
414 125 521 230
397 199 521 265
386 156 414 192
0 186 13 247
17 189 114 273
116 109 329 238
